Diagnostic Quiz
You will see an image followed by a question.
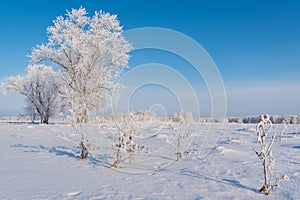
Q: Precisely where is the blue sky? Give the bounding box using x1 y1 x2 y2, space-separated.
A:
0 0 299 117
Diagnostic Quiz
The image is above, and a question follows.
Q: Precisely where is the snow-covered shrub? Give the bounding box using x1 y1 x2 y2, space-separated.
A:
111 113 149 168
279 121 288 142
170 112 191 161
176 114 185 161
133 110 157 122
172 111 194 123
254 114 289 195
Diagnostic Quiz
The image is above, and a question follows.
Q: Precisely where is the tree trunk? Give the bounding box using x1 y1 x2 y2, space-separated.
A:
80 141 89 159
40 114 44 124
176 136 182 161
111 148 123 168
40 116 49 124
176 121 183 161
82 109 88 123
264 159 268 188
260 156 270 195
44 117 49 124
82 115 88 123
76 109 89 123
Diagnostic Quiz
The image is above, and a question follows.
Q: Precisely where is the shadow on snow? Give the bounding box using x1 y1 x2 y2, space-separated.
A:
10 144 79 158
10 143 111 167
179 169 259 194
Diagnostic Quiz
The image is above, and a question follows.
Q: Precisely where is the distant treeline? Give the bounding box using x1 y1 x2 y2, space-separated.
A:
226 115 299 124
1 112 299 124
193 115 299 124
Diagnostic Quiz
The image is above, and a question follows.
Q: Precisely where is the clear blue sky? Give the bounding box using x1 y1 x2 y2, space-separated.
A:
0 0 299 117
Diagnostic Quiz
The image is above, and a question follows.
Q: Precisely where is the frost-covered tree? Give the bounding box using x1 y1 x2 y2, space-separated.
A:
1 65 60 124
30 7 132 123
29 7 132 158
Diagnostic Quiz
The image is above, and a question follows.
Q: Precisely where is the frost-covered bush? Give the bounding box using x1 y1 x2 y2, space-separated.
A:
254 114 289 195
111 113 149 168
172 111 194 123
279 121 288 142
175 114 185 161
169 112 191 161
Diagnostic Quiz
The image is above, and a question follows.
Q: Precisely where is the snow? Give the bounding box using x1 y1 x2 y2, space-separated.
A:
0 121 299 199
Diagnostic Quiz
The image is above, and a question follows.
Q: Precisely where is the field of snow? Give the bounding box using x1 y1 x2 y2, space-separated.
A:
0 120 299 199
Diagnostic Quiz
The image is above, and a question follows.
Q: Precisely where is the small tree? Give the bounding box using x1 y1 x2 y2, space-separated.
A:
1 64 60 124
29 7 132 158
254 114 289 195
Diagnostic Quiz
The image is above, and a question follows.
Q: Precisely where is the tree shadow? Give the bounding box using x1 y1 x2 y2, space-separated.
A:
88 153 111 167
10 143 79 159
180 169 259 194
221 178 258 193
10 143 111 167
0 121 37 125
288 132 300 135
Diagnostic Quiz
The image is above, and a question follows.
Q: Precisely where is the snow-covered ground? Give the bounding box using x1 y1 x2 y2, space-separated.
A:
0 121 299 199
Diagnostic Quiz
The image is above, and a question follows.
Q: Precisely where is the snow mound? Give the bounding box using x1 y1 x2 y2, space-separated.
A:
65 191 81 196
157 134 170 143
216 146 239 155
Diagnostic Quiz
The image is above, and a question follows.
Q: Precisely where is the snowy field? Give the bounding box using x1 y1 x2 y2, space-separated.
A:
0 121 299 199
